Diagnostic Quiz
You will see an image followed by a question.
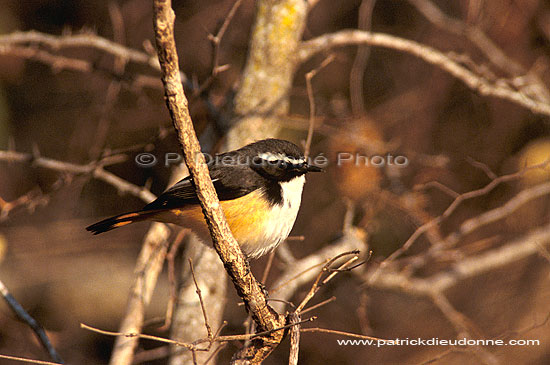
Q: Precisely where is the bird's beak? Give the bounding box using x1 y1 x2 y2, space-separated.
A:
306 164 324 173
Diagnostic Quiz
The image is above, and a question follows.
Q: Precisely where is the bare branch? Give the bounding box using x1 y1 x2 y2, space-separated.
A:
465 156 498 180
300 296 337 315
194 0 243 96
270 228 365 313
400 180 550 276
304 54 335 158
169 239 227 364
0 45 91 73
452 181 550 243
152 1 286 362
109 222 171 365
298 30 550 116
295 252 360 313
430 293 497 365
288 313 301 365
414 181 460 199
350 0 376 115
0 30 165 75
188 258 213 340
408 0 550 105
82 323 198 350
0 279 64 364
0 354 62 365
160 229 187 331
0 150 155 208
369 221 550 295
376 159 550 268
300 327 389 342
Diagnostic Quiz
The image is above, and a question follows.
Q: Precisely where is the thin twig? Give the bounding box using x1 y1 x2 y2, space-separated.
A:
378 159 550 267
83 316 317 350
465 156 498 180
270 229 365 313
414 181 460 198
430 293 497 365
203 343 227 365
82 323 198 350
0 45 91 73
296 251 360 313
408 0 550 104
350 0 376 116
0 354 62 365
300 296 337 315
369 221 550 295
304 54 335 158
0 279 64 364
261 250 276 285
88 2 127 160
159 229 188 331
270 258 327 294
300 327 389 342
189 258 213 340
194 0 243 97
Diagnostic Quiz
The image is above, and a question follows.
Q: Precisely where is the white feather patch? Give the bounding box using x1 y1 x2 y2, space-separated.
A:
258 152 305 165
241 175 306 258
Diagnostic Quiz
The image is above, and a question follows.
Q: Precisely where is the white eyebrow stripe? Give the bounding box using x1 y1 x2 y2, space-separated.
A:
258 152 305 164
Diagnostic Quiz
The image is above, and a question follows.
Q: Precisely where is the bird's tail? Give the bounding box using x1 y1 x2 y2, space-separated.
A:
86 210 157 235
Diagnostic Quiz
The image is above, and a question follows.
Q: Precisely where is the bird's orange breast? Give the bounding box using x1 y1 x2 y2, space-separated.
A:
156 190 272 250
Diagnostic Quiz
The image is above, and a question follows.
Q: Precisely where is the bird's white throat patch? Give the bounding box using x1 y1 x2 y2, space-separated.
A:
279 175 306 209
243 175 306 258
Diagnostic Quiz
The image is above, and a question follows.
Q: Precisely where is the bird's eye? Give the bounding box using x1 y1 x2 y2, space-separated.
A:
279 161 288 169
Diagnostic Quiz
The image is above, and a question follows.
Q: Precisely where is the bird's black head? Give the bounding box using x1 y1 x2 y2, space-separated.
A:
237 138 323 182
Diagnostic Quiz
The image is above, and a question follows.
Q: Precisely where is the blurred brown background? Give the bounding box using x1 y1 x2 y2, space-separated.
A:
1 0 550 364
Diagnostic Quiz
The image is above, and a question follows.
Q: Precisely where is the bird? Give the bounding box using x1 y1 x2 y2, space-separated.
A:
86 138 322 259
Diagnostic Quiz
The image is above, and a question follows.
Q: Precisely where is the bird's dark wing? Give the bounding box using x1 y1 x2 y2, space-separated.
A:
142 163 261 211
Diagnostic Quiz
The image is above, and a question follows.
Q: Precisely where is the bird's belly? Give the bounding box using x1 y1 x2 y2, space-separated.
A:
157 187 302 259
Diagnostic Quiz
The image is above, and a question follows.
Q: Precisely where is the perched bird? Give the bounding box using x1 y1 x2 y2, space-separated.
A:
86 138 322 259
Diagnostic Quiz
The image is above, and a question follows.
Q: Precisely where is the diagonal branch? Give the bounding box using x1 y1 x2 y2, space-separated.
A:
152 1 285 363
0 279 64 364
298 30 550 117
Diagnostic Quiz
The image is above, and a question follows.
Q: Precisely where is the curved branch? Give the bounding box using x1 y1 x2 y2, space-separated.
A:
0 30 161 72
298 30 550 116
